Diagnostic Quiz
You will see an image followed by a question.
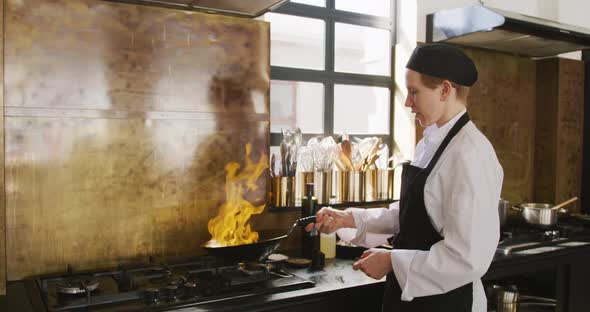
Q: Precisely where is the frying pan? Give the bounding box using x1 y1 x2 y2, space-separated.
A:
203 216 316 262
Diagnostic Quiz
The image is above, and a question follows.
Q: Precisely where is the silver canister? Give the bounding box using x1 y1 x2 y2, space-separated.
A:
377 168 394 200
348 171 365 202
334 171 350 203
314 171 332 204
295 171 314 206
365 169 378 202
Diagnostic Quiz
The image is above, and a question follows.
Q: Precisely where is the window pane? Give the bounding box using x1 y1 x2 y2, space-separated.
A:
335 0 391 17
335 23 391 76
334 85 389 135
271 81 324 133
263 13 325 70
291 0 325 6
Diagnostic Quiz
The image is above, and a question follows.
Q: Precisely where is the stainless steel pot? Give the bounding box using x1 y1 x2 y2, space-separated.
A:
498 199 509 227
491 285 556 312
511 203 567 227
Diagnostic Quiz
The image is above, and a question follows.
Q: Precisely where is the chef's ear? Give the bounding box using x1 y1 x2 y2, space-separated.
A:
439 80 453 101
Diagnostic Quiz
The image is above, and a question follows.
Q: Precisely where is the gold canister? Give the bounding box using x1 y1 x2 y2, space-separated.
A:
334 171 350 203
296 171 314 206
377 168 394 200
348 171 365 202
314 171 332 204
270 176 295 207
365 169 378 202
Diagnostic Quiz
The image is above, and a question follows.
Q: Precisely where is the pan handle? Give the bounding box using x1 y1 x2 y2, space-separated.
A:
510 205 523 212
296 216 316 226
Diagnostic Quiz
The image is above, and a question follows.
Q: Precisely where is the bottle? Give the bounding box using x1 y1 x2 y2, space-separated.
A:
301 183 317 259
320 232 336 259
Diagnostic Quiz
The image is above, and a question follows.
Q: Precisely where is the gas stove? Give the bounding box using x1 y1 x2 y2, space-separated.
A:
28 256 314 311
496 220 590 256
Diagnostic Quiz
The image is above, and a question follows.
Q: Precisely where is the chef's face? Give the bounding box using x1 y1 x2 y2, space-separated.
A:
404 69 445 127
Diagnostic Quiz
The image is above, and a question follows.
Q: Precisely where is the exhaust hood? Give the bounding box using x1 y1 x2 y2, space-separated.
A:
426 5 590 57
110 0 288 18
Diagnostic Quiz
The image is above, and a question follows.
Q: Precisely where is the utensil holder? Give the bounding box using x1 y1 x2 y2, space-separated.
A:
334 171 350 203
296 171 314 206
314 171 332 204
348 171 365 202
376 168 394 200
365 169 378 202
270 176 295 207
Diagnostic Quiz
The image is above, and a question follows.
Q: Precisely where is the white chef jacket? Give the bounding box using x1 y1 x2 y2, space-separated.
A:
337 110 503 312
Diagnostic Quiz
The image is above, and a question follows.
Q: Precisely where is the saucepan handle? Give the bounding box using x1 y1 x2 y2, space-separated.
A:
510 205 523 212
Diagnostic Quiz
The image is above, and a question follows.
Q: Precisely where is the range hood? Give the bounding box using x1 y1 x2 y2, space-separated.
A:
426 5 590 57
110 0 288 18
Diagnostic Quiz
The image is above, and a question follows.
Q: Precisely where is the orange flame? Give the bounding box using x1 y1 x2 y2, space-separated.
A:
207 143 268 247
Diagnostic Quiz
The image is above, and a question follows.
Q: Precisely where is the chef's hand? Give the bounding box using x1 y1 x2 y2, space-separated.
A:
304 207 355 234
352 248 393 280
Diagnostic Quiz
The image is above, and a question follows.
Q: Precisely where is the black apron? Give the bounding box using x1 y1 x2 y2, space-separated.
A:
382 112 473 312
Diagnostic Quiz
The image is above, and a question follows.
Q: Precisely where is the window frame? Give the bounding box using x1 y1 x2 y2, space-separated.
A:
269 0 396 147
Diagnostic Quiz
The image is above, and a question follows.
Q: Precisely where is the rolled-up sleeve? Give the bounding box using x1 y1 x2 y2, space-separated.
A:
390 149 502 301
336 201 401 248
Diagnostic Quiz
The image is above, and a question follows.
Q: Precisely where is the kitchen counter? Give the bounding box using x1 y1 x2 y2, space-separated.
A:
173 258 385 312
177 241 590 312
2 243 590 312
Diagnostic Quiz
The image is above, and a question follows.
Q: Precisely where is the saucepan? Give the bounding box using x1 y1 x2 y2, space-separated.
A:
511 197 577 228
489 284 556 312
203 216 316 262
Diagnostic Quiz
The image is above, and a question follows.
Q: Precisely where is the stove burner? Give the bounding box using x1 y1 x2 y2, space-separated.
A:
150 273 187 286
56 276 100 294
239 263 269 276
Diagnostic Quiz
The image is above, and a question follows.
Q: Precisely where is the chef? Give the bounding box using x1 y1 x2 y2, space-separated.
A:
306 43 503 312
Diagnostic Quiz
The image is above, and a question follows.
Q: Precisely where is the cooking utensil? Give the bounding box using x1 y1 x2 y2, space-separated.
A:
496 287 556 304
270 153 276 177
340 138 353 170
280 140 287 176
511 202 568 228
203 216 316 262
551 196 578 210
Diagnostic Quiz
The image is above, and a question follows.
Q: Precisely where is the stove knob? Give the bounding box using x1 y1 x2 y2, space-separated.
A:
143 287 160 304
183 282 197 298
164 285 179 301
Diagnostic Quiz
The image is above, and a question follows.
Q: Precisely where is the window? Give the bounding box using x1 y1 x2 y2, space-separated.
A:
333 84 390 134
291 0 325 7
264 0 394 148
335 0 391 18
270 81 324 133
267 13 325 70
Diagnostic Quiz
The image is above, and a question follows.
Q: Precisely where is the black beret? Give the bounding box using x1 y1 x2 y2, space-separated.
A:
406 43 478 86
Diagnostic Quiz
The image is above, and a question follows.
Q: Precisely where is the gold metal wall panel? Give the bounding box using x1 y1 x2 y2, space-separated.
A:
4 0 270 279
465 48 537 204
554 59 584 213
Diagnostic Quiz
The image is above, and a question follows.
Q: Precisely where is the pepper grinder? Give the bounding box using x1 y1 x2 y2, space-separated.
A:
301 183 324 269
